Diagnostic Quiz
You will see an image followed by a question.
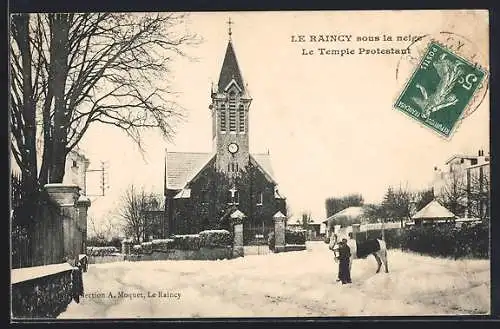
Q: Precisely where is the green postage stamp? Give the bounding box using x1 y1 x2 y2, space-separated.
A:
394 41 487 138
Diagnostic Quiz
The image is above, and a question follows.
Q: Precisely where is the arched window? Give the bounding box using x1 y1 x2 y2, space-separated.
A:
239 104 245 133
229 91 237 132
220 104 226 132
257 192 263 206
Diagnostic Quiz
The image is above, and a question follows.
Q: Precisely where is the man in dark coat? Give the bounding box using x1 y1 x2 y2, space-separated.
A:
338 238 352 284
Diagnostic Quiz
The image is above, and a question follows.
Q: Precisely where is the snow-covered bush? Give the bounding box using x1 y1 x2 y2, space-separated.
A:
199 230 232 248
172 234 200 250
132 244 142 254
151 239 175 252
401 223 489 259
86 246 119 257
359 228 402 249
141 241 153 254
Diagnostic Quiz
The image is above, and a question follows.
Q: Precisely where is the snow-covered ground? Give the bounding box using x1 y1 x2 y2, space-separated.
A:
59 241 490 318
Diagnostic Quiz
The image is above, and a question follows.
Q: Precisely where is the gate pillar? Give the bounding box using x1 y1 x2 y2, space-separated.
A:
230 209 246 258
273 211 287 253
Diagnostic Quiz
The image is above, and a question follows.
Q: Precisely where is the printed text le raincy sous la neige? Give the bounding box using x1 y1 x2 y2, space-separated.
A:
291 33 424 57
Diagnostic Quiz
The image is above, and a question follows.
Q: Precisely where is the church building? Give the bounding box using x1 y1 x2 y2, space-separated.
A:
163 21 287 243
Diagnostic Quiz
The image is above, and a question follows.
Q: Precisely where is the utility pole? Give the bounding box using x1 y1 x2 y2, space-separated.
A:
84 161 109 197
101 161 105 197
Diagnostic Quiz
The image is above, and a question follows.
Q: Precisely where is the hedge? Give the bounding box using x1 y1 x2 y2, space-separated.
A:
86 246 119 257
356 228 402 250
151 239 176 252
324 223 488 259
401 223 489 259
141 241 153 254
132 244 142 254
199 230 232 248
128 231 233 256
172 234 201 250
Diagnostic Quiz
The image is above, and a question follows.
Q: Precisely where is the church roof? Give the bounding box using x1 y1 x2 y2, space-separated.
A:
218 40 245 93
165 152 278 191
250 153 276 183
166 152 215 190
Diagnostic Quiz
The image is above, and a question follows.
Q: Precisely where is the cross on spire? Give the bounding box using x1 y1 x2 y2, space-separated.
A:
227 17 233 40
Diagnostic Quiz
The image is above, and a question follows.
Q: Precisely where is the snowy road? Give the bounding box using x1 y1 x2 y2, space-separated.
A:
59 242 490 318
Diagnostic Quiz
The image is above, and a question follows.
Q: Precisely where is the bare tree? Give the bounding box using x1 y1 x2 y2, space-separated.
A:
436 170 467 217
118 185 148 243
117 185 163 243
297 211 313 229
10 14 40 222
87 214 119 242
10 13 200 190
467 167 490 219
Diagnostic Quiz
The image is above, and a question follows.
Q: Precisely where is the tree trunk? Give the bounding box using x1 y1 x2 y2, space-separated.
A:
12 14 40 220
48 14 71 183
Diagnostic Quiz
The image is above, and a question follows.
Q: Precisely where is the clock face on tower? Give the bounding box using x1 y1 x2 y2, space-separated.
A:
228 143 239 154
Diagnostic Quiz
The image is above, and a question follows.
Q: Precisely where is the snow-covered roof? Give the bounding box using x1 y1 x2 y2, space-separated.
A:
273 211 286 219
230 209 246 219
323 206 365 224
412 200 456 219
445 154 481 165
166 152 215 190
250 154 277 185
166 152 279 191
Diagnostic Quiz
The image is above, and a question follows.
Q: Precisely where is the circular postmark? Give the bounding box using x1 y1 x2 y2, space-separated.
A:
395 31 489 120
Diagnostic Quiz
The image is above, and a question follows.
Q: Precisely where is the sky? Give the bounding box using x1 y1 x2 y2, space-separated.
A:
78 10 490 225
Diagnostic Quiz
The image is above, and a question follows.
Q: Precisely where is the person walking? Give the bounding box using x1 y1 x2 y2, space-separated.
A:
338 238 352 284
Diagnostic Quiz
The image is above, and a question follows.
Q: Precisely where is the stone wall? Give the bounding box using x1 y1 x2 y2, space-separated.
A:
11 263 84 319
88 254 125 264
125 247 233 261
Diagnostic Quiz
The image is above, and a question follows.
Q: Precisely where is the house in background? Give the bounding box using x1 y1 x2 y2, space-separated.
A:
432 149 490 218
64 149 91 193
287 217 325 240
10 147 90 193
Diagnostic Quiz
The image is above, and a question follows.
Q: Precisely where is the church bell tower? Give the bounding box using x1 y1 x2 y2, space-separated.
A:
210 18 252 176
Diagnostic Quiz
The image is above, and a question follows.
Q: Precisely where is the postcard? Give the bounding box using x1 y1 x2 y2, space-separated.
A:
10 10 490 319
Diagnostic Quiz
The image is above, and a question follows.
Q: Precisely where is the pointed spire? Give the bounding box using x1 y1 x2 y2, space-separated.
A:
218 20 245 93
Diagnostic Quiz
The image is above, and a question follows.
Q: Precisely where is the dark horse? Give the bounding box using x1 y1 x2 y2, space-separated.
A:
328 232 389 274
